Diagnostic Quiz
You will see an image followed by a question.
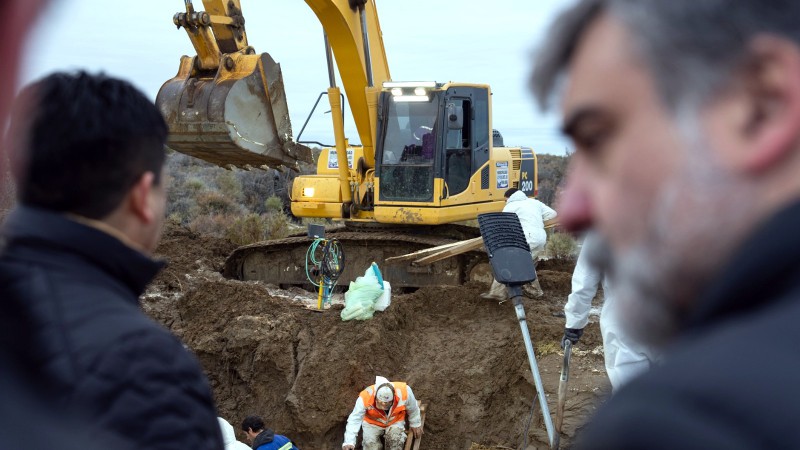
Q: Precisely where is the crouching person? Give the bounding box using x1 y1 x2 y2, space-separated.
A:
241 415 298 450
343 376 423 450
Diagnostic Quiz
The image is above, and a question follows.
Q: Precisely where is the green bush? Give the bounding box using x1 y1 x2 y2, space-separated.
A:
546 231 578 260
264 195 284 213
183 177 207 196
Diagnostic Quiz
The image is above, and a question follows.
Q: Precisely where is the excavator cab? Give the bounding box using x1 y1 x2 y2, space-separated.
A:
375 82 491 203
156 1 311 169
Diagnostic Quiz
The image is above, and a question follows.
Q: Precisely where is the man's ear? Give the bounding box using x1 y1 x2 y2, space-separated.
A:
738 36 800 173
128 172 157 224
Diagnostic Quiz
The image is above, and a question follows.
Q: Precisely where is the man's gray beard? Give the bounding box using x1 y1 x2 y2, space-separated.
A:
586 125 757 349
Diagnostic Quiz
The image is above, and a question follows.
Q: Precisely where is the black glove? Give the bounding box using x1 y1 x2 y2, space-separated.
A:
561 328 584 349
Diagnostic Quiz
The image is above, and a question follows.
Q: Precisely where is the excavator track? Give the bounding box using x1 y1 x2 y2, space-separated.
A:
223 225 492 288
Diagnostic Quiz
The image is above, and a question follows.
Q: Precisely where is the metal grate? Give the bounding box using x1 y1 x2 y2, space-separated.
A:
478 212 536 284
478 213 530 255
510 148 522 170
481 166 490 189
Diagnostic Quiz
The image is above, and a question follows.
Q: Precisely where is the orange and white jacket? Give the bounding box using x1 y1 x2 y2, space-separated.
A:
342 376 422 447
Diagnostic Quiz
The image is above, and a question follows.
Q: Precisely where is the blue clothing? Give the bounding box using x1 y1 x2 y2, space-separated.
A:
252 429 299 450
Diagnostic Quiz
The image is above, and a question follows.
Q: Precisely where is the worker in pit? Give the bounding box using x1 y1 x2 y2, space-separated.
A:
241 415 299 450
563 232 658 390
342 376 423 450
481 187 557 300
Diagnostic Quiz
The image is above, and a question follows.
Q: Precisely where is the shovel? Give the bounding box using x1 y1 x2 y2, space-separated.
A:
556 339 573 434
477 212 557 448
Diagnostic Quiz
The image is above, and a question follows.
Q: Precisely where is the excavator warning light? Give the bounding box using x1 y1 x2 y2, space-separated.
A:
303 187 316 197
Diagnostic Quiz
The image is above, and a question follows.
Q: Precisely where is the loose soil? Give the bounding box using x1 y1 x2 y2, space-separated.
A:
145 223 611 449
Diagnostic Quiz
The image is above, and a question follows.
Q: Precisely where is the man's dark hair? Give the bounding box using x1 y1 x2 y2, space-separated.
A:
241 415 264 432
504 188 519 198
7 71 168 219
531 0 800 113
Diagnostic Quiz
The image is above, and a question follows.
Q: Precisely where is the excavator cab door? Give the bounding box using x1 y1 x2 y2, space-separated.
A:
442 86 490 198
376 92 440 203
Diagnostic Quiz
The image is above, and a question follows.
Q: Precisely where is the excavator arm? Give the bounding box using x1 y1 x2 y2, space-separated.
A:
158 0 315 170
173 0 249 70
305 0 390 163
158 0 390 172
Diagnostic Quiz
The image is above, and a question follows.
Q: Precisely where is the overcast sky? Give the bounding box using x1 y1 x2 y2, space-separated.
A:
21 0 575 155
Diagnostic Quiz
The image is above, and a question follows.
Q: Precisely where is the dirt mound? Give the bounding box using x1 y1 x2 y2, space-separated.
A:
143 222 237 330
144 225 610 449
152 221 238 292
538 270 574 297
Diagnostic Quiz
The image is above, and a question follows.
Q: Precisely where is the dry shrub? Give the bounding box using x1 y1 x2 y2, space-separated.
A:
195 191 241 216
188 214 233 238
215 170 243 202
263 212 290 240
301 217 329 226
227 213 268 246
546 231 578 261
226 211 290 245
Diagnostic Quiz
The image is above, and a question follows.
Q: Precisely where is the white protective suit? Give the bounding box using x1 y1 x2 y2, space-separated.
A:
564 233 657 390
343 376 422 450
483 191 557 299
217 417 251 450
503 191 557 254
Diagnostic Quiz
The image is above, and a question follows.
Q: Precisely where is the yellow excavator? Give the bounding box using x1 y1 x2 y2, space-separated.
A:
157 0 539 288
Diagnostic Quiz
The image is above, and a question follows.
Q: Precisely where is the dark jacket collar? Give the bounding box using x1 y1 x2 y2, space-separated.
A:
687 200 800 330
1 206 165 299
251 429 275 449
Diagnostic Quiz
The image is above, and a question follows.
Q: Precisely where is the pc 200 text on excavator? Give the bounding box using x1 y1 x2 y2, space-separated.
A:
157 0 540 288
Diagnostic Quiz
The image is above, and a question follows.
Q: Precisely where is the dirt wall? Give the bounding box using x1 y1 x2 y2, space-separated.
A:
146 224 610 449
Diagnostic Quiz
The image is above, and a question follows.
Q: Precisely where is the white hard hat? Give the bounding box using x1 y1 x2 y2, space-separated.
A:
376 385 394 403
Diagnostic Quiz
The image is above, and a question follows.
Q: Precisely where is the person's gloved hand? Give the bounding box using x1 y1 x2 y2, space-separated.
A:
562 328 584 349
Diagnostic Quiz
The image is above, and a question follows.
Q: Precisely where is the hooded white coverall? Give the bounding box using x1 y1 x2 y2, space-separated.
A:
564 232 657 390
484 191 557 299
217 417 251 450
343 376 422 450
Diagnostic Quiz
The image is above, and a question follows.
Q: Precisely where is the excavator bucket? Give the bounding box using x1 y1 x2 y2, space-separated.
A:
156 52 312 169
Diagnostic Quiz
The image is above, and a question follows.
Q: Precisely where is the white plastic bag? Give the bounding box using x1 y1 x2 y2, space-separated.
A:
374 281 392 312
341 268 383 321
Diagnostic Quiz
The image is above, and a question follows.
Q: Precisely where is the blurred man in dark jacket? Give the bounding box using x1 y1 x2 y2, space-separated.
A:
0 71 223 449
